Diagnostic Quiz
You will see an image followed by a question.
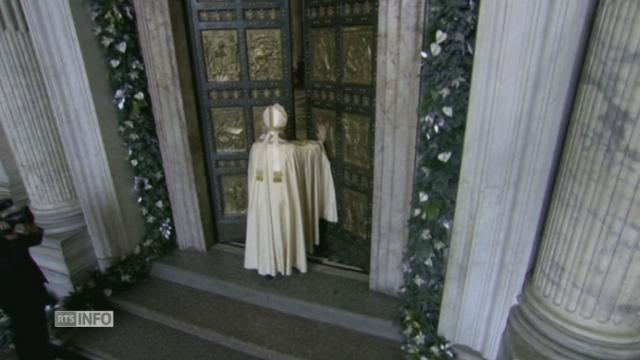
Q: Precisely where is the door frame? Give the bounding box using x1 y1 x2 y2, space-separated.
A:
133 0 425 295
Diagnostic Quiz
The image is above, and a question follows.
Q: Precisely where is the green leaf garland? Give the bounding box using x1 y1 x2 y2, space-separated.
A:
397 1 479 358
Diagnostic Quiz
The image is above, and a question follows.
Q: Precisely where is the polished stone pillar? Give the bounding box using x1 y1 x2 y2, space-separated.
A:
133 0 212 251
0 123 26 204
502 1 640 358
0 0 97 297
370 0 425 295
438 1 596 358
20 0 145 266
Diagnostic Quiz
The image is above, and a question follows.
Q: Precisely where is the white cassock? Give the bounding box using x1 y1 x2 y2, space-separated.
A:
244 140 338 276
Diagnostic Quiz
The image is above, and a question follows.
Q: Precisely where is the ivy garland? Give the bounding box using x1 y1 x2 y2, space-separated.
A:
397 0 478 359
0 0 174 348
60 0 177 307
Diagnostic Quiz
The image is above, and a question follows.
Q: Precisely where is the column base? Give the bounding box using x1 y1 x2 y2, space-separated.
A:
499 296 640 360
30 205 98 298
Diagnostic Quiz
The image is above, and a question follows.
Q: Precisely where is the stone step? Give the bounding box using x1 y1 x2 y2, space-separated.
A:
69 310 258 360
150 247 400 342
111 277 403 360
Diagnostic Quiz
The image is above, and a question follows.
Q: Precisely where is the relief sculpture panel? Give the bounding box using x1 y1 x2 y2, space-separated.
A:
221 175 248 215
252 106 267 140
343 189 369 239
246 29 283 81
202 30 241 82
342 113 370 169
211 107 247 153
311 107 337 158
342 26 373 85
310 28 337 82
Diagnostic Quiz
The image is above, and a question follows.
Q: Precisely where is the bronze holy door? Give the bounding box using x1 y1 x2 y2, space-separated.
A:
304 0 377 270
187 0 295 243
187 0 377 271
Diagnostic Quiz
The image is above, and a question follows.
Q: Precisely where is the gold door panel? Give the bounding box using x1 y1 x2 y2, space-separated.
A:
211 107 247 153
342 26 374 85
246 29 284 81
202 30 241 82
310 28 337 82
342 112 371 169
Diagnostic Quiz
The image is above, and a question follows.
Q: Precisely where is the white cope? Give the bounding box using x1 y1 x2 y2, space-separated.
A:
244 104 338 276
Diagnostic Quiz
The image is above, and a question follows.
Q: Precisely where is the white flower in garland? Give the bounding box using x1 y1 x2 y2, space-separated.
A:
130 133 139 141
131 59 144 70
420 50 428 59
434 241 446 250
442 106 453 117
103 288 113 297
413 208 422 217
435 29 448 44
134 91 145 100
115 41 127 53
424 257 433 267
452 76 465 88
438 151 452 163
110 59 121 68
403 327 413 336
124 6 134 19
415 333 426 345
430 43 442 56
155 200 164 209
419 191 429 202
421 229 431 240
147 215 156 223
414 275 425 287
438 87 451 98
101 37 114 47
131 159 138 167
430 345 441 355
124 120 134 128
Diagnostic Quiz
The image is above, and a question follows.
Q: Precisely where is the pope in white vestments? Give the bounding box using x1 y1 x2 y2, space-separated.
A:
244 104 338 276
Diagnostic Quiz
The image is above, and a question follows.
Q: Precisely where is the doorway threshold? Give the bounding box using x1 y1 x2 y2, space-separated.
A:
220 242 368 282
150 245 400 341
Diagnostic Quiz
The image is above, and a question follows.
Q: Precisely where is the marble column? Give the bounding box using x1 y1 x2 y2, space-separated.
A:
438 1 596 358
0 0 97 297
20 0 145 267
133 0 212 251
502 1 640 359
0 157 8 199
369 0 425 295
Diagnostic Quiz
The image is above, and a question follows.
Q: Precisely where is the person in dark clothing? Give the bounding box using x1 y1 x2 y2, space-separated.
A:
0 199 52 360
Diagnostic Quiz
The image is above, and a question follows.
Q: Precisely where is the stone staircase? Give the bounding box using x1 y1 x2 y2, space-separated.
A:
68 246 402 359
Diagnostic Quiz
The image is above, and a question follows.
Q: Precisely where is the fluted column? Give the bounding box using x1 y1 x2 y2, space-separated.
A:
0 0 97 297
438 1 596 358
502 1 640 358
0 124 26 204
20 0 145 267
